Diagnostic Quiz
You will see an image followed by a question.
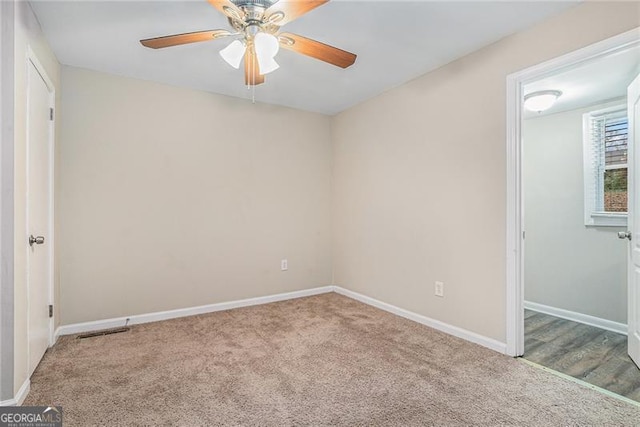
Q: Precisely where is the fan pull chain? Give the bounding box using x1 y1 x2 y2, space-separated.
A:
251 50 258 104
251 50 256 104
246 51 252 90
246 50 256 104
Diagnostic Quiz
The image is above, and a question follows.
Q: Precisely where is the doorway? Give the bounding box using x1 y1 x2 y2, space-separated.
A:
506 28 640 401
26 50 55 377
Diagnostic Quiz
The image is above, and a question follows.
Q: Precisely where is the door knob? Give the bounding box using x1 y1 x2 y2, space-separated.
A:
618 231 632 240
28 235 45 246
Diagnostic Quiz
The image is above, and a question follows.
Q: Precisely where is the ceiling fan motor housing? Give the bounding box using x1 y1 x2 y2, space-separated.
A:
228 0 282 34
231 0 278 11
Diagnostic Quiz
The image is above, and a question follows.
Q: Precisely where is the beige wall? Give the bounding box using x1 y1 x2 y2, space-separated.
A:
14 1 60 395
12 3 640 397
331 2 640 343
58 67 332 325
524 101 628 323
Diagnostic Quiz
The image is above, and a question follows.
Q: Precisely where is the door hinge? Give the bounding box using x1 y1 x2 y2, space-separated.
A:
522 231 526 239
49 108 54 121
48 304 53 318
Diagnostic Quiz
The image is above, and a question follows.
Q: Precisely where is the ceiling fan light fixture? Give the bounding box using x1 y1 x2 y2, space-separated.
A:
254 32 280 75
140 0 357 86
258 56 280 75
524 90 562 112
220 40 246 69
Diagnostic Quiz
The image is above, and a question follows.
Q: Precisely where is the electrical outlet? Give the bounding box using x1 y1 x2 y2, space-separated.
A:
281 259 288 271
435 281 444 297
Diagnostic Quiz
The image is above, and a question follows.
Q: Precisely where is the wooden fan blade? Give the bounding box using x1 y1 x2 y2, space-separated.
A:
244 49 265 86
265 0 329 26
207 0 245 21
140 30 231 49
279 32 356 68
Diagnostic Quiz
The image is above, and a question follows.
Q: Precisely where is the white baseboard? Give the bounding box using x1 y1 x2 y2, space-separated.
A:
524 301 627 335
15 380 29 406
55 284 507 356
0 380 30 407
333 286 507 355
56 286 334 337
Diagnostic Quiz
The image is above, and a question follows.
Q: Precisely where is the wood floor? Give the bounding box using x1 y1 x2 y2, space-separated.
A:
524 310 640 402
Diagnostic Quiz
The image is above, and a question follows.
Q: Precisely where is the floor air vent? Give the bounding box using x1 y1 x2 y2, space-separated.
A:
77 327 131 339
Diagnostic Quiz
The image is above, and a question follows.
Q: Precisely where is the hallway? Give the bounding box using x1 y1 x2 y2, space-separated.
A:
524 310 640 402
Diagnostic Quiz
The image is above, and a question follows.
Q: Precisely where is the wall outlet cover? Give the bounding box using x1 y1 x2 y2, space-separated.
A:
435 281 444 297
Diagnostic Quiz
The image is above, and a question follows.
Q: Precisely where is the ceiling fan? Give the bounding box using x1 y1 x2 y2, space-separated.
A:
140 0 357 86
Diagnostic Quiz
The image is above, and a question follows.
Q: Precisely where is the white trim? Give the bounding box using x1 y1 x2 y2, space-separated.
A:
589 104 628 119
56 286 335 336
0 380 30 407
583 103 629 227
334 287 507 355
506 69 525 357
14 380 29 406
605 165 628 171
587 212 628 227
506 27 640 358
525 301 627 335
627 70 640 367
0 0 16 404
55 285 507 355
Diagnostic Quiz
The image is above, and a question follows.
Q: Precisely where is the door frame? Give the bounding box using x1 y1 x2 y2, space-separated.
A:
505 28 640 357
0 0 16 403
25 46 55 351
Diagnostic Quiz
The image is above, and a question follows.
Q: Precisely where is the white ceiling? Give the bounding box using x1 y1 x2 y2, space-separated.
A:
523 45 640 119
30 0 579 115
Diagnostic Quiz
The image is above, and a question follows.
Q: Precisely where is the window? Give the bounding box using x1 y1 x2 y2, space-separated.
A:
583 105 628 227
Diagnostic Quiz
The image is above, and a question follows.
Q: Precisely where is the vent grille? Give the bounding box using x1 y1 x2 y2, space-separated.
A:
77 327 131 339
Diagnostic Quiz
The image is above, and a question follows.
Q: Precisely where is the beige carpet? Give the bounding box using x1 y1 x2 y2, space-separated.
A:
25 293 639 425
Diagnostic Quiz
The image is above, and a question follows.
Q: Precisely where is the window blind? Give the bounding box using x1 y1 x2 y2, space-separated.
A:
604 116 628 167
586 108 628 214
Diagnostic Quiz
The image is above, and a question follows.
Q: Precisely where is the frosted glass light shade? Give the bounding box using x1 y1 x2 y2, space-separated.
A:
524 90 562 112
254 32 280 75
220 40 246 69
258 56 279 74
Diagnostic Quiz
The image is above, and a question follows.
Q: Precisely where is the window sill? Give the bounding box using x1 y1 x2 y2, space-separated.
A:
586 212 628 227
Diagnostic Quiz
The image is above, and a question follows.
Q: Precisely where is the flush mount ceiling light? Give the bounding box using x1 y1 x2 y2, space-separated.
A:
524 90 562 113
140 0 357 86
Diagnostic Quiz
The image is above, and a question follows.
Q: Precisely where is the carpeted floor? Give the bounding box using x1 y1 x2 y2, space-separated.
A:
25 293 640 425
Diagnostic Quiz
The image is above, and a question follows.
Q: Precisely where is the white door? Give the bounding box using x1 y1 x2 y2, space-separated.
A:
27 58 52 376
628 73 640 368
